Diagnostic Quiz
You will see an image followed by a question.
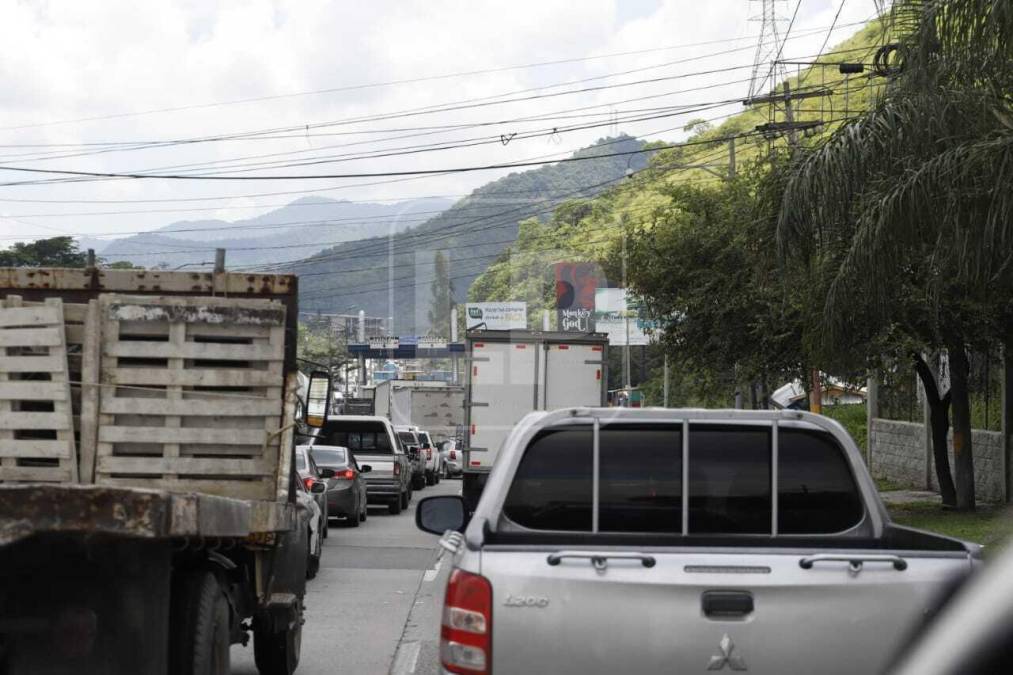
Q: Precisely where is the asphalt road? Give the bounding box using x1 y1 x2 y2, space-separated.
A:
231 478 458 675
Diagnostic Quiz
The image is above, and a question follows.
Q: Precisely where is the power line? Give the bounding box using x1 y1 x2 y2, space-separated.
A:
0 21 867 134
0 126 784 184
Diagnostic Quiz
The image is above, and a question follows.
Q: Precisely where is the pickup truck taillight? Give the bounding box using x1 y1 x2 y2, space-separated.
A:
393 463 401 476
449 450 457 460
441 569 492 674
426 448 432 460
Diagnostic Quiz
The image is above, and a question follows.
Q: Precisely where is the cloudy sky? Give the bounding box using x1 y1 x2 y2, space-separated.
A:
0 0 879 245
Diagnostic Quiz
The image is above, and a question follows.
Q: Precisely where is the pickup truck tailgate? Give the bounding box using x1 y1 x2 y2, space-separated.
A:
354 452 396 479
482 548 968 674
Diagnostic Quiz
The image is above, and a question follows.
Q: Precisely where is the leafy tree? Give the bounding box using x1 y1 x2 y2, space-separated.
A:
625 165 807 398
427 251 454 336
297 320 348 376
0 237 88 267
778 0 1013 510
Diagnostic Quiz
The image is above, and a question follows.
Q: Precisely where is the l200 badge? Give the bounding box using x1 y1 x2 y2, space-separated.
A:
502 594 549 608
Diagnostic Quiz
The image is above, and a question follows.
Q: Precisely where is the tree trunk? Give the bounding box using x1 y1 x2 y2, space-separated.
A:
913 353 956 507
947 341 976 511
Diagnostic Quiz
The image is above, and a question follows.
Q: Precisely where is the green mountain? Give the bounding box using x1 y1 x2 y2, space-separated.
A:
467 19 889 318
293 135 650 333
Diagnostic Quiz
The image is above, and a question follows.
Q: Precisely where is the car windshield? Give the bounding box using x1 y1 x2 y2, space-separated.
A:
318 421 394 455
312 447 348 466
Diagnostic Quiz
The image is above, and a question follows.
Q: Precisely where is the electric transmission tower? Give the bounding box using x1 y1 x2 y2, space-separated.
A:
747 0 790 99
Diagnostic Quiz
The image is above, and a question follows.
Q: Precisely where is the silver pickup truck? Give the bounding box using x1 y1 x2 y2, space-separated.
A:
416 408 980 675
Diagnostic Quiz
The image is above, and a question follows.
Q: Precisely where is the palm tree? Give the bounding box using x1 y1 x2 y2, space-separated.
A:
777 0 1013 511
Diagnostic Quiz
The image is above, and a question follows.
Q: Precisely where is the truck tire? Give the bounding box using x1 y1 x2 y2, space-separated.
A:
400 489 410 510
412 473 426 490
253 600 303 675
169 571 231 675
425 470 435 486
388 496 403 515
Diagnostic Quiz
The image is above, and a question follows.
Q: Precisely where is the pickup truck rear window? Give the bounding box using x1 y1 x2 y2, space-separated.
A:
599 425 682 533
318 422 394 455
503 428 592 531
778 428 864 533
502 423 863 536
688 426 771 534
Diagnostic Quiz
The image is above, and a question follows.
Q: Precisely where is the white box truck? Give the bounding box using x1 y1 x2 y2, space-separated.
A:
374 380 465 443
463 329 608 508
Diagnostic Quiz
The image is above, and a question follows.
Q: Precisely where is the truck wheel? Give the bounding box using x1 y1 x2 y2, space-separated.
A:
170 571 231 675
425 471 435 486
388 496 402 515
346 511 360 528
306 530 320 580
434 467 442 484
400 489 410 510
253 600 302 675
412 473 426 490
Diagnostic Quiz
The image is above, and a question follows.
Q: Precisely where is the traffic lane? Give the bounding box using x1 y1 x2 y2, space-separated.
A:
230 479 458 675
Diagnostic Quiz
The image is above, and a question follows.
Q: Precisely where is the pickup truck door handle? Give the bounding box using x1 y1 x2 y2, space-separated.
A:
546 551 656 570
799 553 908 574
702 591 753 618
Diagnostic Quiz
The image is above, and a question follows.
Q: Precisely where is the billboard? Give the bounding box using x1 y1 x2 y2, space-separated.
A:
594 288 652 346
555 262 598 332
465 302 527 330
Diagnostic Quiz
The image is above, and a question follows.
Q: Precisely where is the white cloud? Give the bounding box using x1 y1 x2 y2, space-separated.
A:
0 0 879 243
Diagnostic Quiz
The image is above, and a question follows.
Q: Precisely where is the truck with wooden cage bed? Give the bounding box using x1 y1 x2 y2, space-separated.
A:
0 266 327 675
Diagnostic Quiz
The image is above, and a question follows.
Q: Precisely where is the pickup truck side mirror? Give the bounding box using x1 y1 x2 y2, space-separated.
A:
416 495 467 535
309 481 327 495
318 468 335 479
360 465 372 473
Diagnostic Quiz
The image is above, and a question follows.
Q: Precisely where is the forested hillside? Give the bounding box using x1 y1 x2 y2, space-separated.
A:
293 135 650 332
467 18 889 400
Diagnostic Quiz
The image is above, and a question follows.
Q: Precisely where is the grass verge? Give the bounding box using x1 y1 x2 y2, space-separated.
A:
887 500 1013 548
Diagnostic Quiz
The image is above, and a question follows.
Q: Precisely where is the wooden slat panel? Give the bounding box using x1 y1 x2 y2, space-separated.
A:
108 368 281 388
97 456 274 476
0 306 61 327
0 381 68 401
100 396 281 417
0 412 67 430
0 440 72 458
104 340 283 361
99 426 266 445
0 466 73 482
94 294 287 497
0 326 61 347
1 354 65 373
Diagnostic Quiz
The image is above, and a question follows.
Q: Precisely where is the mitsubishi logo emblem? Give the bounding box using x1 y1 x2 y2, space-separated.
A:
707 634 747 671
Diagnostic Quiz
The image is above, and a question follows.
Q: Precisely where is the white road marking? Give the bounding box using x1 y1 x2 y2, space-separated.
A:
423 558 443 582
391 640 421 675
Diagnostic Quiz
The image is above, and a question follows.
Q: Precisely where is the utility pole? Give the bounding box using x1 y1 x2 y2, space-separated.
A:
450 306 459 385
727 137 737 179
621 215 631 389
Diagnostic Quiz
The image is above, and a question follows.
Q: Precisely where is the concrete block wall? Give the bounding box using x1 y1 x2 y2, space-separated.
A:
870 418 1006 503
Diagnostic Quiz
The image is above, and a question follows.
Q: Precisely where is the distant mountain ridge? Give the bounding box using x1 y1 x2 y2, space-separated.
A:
294 135 651 334
96 196 454 268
